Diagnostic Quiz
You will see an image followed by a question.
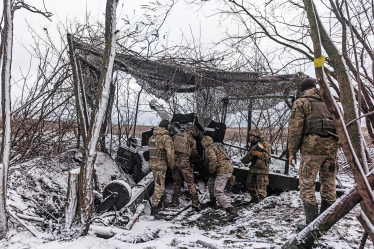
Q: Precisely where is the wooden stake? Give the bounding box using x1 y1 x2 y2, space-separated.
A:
65 168 80 230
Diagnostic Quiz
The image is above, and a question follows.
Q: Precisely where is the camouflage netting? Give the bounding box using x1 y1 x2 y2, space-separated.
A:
73 40 306 126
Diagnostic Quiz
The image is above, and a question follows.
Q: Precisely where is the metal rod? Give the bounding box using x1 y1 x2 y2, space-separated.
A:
222 142 287 162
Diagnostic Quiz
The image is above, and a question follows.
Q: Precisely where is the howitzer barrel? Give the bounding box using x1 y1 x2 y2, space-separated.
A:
149 100 171 122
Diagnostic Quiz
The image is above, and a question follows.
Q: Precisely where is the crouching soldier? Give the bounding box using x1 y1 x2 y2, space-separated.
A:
148 120 174 217
172 124 201 211
241 128 271 204
201 136 238 216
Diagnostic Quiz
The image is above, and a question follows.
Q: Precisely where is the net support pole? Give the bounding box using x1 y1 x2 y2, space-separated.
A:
246 100 253 149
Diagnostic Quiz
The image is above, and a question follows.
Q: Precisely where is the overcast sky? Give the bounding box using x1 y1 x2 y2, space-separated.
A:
9 0 317 126
9 0 227 125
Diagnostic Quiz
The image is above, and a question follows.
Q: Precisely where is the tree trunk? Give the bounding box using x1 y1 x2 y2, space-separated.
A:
304 0 374 227
284 1 374 247
316 2 368 172
100 81 115 153
0 0 13 239
77 0 118 235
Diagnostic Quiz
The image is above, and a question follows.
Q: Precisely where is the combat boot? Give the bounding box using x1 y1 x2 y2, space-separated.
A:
208 197 217 208
171 197 180 207
151 206 158 216
192 199 201 211
258 195 266 203
297 203 319 232
225 206 238 216
305 204 319 224
151 206 162 220
157 195 165 210
248 196 259 204
320 200 332 214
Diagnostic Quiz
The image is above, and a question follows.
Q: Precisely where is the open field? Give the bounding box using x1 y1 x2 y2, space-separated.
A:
128 125 374 147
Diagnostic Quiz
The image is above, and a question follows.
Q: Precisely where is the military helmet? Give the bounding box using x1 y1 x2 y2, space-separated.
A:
185 124 199 137
201 136 213 149
300 78 316 93
248 128 264 139
159 119 169 128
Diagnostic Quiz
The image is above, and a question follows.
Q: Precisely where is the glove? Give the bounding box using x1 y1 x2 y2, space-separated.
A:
250 150 261 157
228 175 236 186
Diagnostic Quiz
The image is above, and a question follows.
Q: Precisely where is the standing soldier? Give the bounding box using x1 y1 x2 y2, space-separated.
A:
172 124 200 211
148 120 174 217
288 78 339 228
201 136 238 216
240 128 271 204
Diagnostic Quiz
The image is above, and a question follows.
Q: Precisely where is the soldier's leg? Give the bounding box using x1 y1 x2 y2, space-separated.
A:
256 174 269 201
299 154 325 225
299 154 325 206
214 173 233 209
151 169 166 207
208 175 216 198
207 175 217 207
246 173 258 202
319 155 338 213
172 166 183 203
180 165 199 205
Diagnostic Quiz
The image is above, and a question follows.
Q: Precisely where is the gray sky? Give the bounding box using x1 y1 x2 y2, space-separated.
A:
10 0 316 125
10 0 228 125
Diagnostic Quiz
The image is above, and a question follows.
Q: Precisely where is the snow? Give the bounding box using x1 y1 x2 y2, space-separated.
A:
94 153 136 190
0 146 371 248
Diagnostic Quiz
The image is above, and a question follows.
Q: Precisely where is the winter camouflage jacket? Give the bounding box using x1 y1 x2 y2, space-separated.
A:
148 127 174 170
201 136 233 175
240 129 272 174
288 88 339 156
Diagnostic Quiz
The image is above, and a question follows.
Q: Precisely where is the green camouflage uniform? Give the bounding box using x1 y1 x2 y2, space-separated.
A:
172 125 199 205
148 127 174 207
241 129 272 201
201 136 234 209
288 88 339 206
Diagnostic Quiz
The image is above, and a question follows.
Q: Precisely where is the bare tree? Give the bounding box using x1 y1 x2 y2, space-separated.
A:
77 0 118 235
0 0 13 239
0 0 52 239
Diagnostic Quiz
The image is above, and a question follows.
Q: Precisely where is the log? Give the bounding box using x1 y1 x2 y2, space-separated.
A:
125 202 146 230
25 196 57 221
16 213 44 223
89 225 123 238
8 209 41 238
65 168 80 230
356 209 374 243
359 231 368 249
282 170 374 248
196 240 219 249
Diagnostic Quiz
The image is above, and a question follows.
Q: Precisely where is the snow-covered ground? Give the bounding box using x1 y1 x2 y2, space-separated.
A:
0 148 370 248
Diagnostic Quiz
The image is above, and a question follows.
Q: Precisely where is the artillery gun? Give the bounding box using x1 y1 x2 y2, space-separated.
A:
99 100 334 215
117 100 227 183
97 101 227 213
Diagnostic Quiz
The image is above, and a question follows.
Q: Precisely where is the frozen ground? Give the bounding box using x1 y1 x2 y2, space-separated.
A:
0 148 370 249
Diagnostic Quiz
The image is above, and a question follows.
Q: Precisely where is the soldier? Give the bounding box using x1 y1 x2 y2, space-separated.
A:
172 124 200 211
288 78 339 228
148 120 175 217
201 136 238 216
240 128 271 204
